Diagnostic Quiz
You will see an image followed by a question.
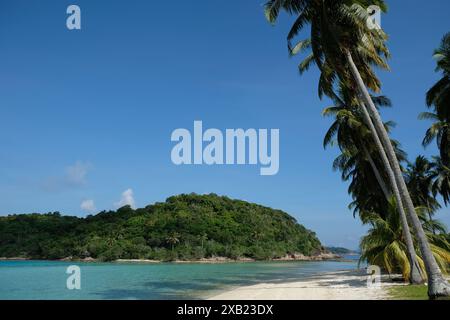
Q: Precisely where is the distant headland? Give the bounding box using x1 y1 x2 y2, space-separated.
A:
0 193 340 262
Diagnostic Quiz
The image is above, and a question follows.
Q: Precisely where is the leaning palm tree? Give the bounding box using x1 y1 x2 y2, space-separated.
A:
360 198 450 281
282 3 425 282
265 0 450 296
323 90 423 282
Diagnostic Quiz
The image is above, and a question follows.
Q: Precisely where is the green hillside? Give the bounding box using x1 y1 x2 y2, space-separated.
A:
0 193 323 261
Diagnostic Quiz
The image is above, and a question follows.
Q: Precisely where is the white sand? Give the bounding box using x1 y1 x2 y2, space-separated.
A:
208 270 401 300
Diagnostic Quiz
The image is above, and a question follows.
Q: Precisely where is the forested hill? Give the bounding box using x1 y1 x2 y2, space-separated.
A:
0 193 323 261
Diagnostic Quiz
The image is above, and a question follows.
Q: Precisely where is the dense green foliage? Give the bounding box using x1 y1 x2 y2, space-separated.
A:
0 194 322 261
325 247 356 255
360 198 450 280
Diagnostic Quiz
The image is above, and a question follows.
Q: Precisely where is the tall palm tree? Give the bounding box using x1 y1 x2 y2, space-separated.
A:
265 0 450 296
324 90 423 282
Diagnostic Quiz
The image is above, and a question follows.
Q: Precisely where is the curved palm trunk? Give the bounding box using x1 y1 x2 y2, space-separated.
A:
360 107 424 284
425 200 436 235
363 146 390 201
346 50 450 298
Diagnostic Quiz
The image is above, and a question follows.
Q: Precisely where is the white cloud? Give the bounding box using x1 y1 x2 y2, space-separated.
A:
41 161 92 191
114 188 136 209
65 161 91 186
80 199 96 213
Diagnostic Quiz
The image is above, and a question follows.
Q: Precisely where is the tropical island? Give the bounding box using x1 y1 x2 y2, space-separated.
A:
1 0 450 302
0 193 334 262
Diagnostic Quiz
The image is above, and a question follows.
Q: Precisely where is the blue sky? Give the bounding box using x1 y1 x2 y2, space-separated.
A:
0 0 449 249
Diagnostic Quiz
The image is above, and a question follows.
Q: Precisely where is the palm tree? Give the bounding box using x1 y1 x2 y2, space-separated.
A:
324 89 423 282
421 112 449 168
416 206 448 238
420 111 450 208
340 12 450 297
421 33 450 206
360 198 450 281
265 0 450 296
198 233 208 249
431 156 450 205
166 232 180 251
405 156 442 234
426 33 450 126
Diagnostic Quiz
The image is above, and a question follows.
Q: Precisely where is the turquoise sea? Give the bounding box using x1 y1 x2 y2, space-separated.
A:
0 256 360 300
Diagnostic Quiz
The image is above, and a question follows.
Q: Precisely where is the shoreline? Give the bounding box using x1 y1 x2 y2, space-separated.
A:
1 257 408 300
207 269 402 300
0 252 343 264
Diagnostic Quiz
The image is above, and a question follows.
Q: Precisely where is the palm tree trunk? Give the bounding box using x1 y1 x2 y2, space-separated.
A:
426 200 436 235
363 146 390 201
346 50 450 298
360 105 423 284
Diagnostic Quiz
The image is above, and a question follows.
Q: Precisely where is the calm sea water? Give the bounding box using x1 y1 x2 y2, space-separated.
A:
0 256 360 300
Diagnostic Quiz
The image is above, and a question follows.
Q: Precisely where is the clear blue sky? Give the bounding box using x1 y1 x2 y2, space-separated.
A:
0 0 449 249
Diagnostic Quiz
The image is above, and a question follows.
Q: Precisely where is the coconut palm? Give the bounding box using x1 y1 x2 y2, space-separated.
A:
421 112 449 166
198 233 208 249
323 90 397 214
405 156 442 234
421 33 450 205
426 33 450 124
166 232 180 251
360 198 450 281
431 156 450 205
265 0 449 296
323 90 423 282
416 206 448 237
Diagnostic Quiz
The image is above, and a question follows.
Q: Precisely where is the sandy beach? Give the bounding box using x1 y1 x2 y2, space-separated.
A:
209 270 402 300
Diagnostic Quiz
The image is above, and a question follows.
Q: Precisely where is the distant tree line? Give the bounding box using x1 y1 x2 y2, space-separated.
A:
0 194 323 262
325 247 357 255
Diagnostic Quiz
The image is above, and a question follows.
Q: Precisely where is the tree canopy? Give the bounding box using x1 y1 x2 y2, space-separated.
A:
0 193 323 262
